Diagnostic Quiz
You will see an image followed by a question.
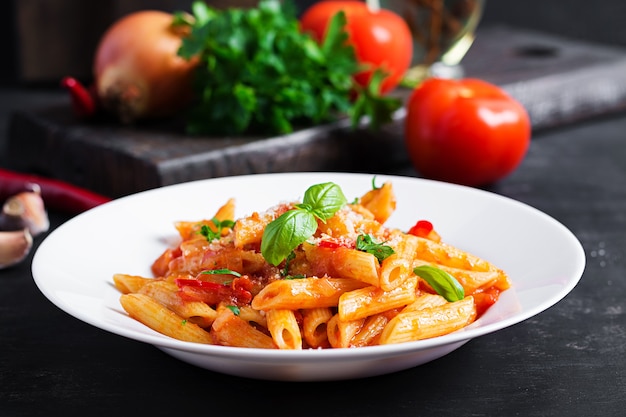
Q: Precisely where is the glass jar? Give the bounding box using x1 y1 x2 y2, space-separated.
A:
381 0 485 84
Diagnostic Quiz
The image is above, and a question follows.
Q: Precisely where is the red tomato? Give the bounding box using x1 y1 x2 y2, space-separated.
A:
405 77 531 186
300 1 413 94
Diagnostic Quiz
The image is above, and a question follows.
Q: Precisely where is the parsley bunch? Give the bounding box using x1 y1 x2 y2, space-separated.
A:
176 0 401 136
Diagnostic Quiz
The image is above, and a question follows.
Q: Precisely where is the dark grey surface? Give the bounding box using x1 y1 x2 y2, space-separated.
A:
1 91 625 416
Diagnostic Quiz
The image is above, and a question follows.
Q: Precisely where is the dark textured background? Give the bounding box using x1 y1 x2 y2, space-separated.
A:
3 0 626 86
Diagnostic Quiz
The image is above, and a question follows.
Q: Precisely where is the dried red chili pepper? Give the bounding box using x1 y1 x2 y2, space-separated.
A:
60 76 98 118
0 168 111 214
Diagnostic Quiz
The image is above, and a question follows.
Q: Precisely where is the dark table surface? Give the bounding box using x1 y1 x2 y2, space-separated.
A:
1 84 626 415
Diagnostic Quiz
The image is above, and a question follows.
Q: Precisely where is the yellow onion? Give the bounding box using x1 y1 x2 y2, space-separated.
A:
93 10 198 123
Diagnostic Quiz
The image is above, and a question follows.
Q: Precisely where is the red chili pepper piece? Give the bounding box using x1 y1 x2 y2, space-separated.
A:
175 277 253 306
60 76 98 118
0 168 111 214
408 220 434 238
318 240 342 249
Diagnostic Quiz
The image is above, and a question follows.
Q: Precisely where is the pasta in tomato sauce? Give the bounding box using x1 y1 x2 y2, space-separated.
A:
113 180 510 349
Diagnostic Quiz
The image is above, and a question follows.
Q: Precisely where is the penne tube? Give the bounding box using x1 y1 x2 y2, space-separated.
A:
391 232 420 259
113 273 152 294
119 293 214 344
138 280 217 328
350 312 393 347
301 307 333 348
332 247 380 287
338 277 418 321
266 309 303 350
211 308 277 349
358 181 396 224
378 253 412 291
234 210 276 248
402 293 448 313
413 236 503 274
379 296 477 344
251 277 368 311
237 305 268 329
327 314 364 348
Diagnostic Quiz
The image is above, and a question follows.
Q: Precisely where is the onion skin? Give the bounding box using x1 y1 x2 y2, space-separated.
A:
93 10 198 123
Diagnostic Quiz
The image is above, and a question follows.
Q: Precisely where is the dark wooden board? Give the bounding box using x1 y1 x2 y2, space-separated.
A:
7 26 626 198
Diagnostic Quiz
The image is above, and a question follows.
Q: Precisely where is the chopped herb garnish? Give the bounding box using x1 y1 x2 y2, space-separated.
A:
226 305 241 316
284 274 306 280
199 218 235 242
356 233 395 263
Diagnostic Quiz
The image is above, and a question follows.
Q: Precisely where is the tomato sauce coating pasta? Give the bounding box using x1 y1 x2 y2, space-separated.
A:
113 180 510 349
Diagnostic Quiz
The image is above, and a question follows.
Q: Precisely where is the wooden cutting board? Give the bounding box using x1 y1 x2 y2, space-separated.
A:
7 26 626 198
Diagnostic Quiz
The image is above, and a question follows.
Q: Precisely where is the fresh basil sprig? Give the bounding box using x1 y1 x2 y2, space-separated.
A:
413 265 465 302
261 182 347 266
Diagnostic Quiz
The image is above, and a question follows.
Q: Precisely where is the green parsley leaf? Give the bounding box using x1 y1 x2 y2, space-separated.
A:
413 265 465 302
176 0 399 135
356 234 395 263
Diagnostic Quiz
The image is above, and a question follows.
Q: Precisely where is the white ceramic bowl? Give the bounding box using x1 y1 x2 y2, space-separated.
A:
32 172 585 381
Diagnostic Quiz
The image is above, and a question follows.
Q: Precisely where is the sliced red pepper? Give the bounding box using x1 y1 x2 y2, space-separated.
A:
175 277 253 306
0 168 111 214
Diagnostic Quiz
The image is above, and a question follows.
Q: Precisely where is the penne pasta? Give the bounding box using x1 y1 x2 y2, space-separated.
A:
327 314 364 348
301 307 333 348
379 296 477 344
358 181 396 224
350 312 395 347
211 307 276 349
138 280 217 328
251 277 368 311
331 247 380 287
113 273 152 294
378 253 412 291
266 309 303 350
114 179 509 349
338 277 418 322
119 293 214 344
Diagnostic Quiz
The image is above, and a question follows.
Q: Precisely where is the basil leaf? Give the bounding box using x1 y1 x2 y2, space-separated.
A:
413 265 465 302
300 182 347 221
261 209 318 266
201 268 241 277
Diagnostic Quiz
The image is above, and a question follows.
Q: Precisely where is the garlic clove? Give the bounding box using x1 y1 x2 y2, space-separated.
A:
0 191 50 236
0 228 33 269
